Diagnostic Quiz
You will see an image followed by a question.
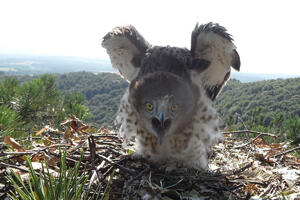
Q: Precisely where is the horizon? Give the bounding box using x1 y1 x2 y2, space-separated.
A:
1 0 300 75
1 53 300 78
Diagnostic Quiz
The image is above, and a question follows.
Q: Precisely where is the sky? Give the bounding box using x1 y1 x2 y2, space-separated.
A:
0 0 299 75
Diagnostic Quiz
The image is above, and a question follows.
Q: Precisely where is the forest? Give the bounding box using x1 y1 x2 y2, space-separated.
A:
1 71 299 144
0 74 90 138
1 72 300 199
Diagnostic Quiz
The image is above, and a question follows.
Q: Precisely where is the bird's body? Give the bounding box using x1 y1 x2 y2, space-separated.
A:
102 23 240 169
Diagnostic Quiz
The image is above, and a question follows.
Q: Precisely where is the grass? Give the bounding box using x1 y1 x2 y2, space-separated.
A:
6 151 89 200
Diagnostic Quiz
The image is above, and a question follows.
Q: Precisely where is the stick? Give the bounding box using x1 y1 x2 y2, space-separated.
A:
0 161 37 174
88 135 102 183
236 114 249 131
235 133 265 148
222 130 278 138
271 145 300 158
223 161 253 176
125 164 150 186
97 154 135 174
1 151 35 156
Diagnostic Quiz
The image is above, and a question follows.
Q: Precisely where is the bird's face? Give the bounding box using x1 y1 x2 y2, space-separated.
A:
129 72 198 144
140 95 182 143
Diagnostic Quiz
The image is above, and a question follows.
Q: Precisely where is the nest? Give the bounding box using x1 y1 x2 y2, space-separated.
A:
1 116 300 199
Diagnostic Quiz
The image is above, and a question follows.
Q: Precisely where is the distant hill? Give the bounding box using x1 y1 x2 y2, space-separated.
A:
5 72 299 128
0 54 115 75
1 54 299 83
215 78 300 126
51 73 299 128
55 72 128 126
231 71 300 83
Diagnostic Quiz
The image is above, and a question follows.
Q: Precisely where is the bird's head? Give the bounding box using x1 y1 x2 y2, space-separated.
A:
129 72 198 144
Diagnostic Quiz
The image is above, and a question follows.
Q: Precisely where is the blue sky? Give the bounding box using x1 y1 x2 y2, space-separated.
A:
0 0 299 75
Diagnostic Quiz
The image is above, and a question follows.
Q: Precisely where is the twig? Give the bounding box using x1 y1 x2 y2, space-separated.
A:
206 184 240 199
102 157 127 177
289 161 300 166
89 133 121 141
104 146 124 156
1 151 35 156
259 183 275 197
89 135 96 165
83 131 122 141
88 135 102 183
38 144 72 151
97 154 135 175
222 130 278 138
103 165 115 177
235 133 265 149
0 161 39 174
47 150 80 163
1 154 31 162
68 140 87 153
1 144 72 158
271 145 300 158
236 114 249 131
125 164 150 186
16 137 43 142
224 161 254 176
234 161 254 174
87 160 105 190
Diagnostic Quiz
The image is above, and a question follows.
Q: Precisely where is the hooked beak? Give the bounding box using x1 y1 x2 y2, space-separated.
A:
152 112 171 144
159 112 165 127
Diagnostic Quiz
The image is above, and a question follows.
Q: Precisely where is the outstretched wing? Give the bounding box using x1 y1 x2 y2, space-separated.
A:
102 25 151 82
189 22 240 100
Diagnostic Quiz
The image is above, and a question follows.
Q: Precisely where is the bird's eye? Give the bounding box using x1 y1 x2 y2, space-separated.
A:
146 103 153 111
171 105 178 111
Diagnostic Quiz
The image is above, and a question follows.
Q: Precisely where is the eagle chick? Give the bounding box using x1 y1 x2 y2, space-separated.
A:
102 22 240 169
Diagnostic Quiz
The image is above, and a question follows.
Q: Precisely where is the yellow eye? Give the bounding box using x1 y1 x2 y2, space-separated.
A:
171 105 178 111
146 103 153 111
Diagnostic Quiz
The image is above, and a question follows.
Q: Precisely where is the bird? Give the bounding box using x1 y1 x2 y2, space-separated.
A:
101 22 240 170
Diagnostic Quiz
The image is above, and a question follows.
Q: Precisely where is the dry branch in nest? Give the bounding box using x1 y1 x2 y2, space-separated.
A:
0 117 300 199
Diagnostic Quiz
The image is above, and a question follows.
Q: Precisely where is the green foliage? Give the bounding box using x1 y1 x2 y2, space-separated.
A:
6 151 89 200
216 78 300 126
226 108 300 144
0 105 21 136
0 74 90 137
285 115 300 141
16 74 60 123
0 77 19 105
63 93 91 121
55 72 128 127
53 72 300 130
3 72 299 144
213 78 300 145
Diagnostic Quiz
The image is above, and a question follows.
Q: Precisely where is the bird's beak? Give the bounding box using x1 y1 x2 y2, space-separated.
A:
158 112 165 128
157 112 165 144
152 112 171 145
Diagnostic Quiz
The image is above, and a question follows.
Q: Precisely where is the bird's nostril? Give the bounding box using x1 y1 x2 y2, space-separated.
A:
152 118 161 129
152 117 171 132
164 119 171 129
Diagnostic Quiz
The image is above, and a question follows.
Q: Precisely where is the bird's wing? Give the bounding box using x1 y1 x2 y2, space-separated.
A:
102 25 151 82
189 22 240 100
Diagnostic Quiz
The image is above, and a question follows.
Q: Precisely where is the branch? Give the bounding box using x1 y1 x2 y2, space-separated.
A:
0 161 40 175
271 145 300 158
125 164 150 187
236 114 249 130
235 133 267 149
97 154 135 175
88 135 102 183
222 130 278 138
223 161 254 176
